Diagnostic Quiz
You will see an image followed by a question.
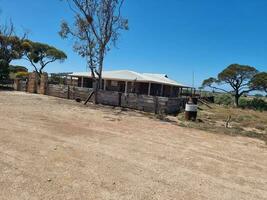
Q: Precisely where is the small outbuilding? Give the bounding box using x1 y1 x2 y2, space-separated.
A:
69 70 190 97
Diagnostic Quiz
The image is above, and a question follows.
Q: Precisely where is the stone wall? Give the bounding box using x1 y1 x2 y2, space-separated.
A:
39 73 48 95
27 73 37 93
14 73 48 94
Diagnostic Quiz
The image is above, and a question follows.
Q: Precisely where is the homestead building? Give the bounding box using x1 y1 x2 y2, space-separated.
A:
69 70 190 97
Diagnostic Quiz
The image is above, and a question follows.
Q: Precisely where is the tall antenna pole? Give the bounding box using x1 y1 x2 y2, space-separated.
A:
192 71 195 89
192 70 195 96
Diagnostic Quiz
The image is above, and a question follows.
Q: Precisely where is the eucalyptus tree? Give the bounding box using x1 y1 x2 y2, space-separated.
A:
250 72 267 93
0 20 25 80
59 0 128 103
202 64 259 107
22 40 67 77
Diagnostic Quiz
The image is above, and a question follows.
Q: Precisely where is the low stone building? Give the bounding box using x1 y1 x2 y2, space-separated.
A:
69 70 190 97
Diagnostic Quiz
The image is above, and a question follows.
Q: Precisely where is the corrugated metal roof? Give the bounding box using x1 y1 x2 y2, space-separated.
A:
70 70 190 87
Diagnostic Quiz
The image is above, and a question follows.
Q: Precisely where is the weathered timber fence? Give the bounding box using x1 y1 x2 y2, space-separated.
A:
48 84 186 114
14 73 187 114
47 84 94 101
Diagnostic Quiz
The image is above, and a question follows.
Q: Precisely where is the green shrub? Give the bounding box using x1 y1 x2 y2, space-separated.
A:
9 65 28 73
255 93 263 97
15 71 29 78
239 98 249 108
214 94 233 106
250 98 267 111
49 75 66 85
239 98 267 111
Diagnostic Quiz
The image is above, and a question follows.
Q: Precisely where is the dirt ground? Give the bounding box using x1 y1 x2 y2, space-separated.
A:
177 103 267 143
0 91 267 200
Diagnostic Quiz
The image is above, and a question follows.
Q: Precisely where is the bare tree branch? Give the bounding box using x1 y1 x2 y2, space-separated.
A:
60 0 128 104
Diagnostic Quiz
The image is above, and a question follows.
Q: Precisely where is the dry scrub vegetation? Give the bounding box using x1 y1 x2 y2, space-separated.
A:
177 104 267 143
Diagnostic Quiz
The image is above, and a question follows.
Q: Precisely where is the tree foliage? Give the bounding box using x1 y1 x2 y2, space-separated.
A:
22 40 67 76
8 65 28 80
9 65 28 73
0 19 26 81
59 0 128 103
15 71 29 79
214 94 233 106
250 72 267 93
1 17 66 80
0 20 25 64
202 64 259 106
202 77 218 87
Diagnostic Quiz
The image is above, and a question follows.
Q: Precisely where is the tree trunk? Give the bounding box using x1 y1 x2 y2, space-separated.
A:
93 49 104 104
90 72 100 105
36 71 42 78
234 94 239 107
98 49 104 90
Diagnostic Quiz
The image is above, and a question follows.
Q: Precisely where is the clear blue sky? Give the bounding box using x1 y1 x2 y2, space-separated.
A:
1 0 267 87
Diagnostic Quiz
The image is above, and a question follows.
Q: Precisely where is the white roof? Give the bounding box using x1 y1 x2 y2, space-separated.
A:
70 70 190 87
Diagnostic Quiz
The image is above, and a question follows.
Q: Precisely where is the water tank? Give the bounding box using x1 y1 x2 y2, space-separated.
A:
185 103 198 121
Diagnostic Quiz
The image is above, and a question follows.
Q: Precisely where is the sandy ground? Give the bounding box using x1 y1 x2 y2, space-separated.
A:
0 91 267 200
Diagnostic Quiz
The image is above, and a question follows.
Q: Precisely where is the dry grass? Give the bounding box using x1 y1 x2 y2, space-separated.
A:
177 104 267 143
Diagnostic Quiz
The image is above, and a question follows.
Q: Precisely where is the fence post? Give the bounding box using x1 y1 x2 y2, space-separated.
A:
154 96 159 114
67 85 70 99
118 92 122 107
73 86 75 100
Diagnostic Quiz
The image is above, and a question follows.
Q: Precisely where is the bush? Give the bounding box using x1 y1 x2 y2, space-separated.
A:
49 75 66 85
239 98 267 111
255 93 263 97
9 65 28 73
15 71 29 79
239 98 249 108
214 94 233 106
250 98 267 111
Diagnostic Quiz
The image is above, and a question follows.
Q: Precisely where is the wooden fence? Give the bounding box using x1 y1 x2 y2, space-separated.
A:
13 73 187 114
46 84 186 114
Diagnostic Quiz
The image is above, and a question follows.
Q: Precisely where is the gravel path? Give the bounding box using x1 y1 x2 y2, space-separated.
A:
0 91 267 200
